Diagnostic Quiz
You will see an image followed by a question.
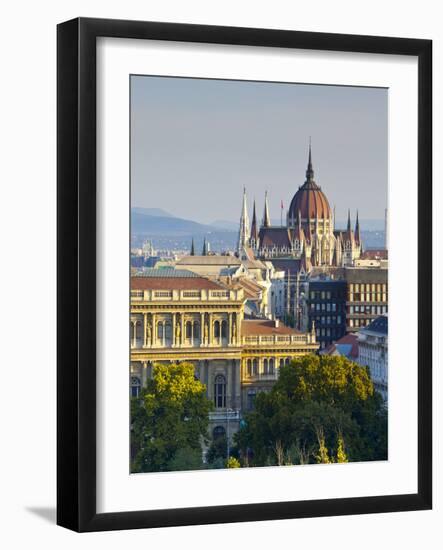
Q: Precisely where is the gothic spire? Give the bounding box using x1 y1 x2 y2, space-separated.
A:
355 210 361 243
190 237 195 256
202 237 207 256
263 191 271 227
250 199 258 245
347 208 351 232
237 187 250 253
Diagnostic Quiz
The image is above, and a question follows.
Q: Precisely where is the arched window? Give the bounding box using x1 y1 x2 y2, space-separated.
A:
263 358 269 374
186 321 192 339
194 322 200 340
213 425 226 441
279 358 284 368
221 320 228 338
130 376 141 398
157 323 163 341
252 358 258 375
269 358 275 374
285 357 290 365
214 320 220 339
247 359 252 376
214 374 226 408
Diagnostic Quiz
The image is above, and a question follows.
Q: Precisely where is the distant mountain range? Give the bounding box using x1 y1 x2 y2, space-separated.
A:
131 209 236 236
131 207 385 242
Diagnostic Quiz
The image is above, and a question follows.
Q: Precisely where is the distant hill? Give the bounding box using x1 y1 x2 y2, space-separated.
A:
132 207 173 218
131 209 236 237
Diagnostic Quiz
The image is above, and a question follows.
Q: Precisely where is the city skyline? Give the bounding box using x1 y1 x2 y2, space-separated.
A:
131 75 388 225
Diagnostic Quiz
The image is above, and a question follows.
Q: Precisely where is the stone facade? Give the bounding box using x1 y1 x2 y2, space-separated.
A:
130 272 318 443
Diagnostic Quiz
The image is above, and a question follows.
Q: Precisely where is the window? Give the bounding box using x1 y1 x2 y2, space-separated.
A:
214 374 226 408
279 358 284 368
263 358 269 374
269 358 275 374
247 391 257 411
214 320 220 339
186 321 192 339
157 323 163 340
131 376 141 398
247 359 252 376
221 320 228 338
252 358 258 375
213 426 226 441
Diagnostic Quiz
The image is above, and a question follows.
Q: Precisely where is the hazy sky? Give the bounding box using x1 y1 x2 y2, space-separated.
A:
131 75 387 225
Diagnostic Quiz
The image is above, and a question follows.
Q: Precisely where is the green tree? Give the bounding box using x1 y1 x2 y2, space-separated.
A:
226 456 241 468
235 354 387 467
206 434 227 465
131 362 212 472
315 427 332 464
336 433 348 463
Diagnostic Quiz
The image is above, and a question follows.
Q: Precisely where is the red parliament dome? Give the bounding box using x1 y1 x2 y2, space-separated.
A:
288 146 332 221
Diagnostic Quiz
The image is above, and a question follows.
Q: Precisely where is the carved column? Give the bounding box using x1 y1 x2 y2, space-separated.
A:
143 313 147 347
209 313 213 346
200 313 205 346
170 313 175 346
132 320 137 348
152 313 156 346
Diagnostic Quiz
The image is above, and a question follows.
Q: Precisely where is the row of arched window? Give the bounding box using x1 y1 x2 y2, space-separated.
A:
245 357 291 376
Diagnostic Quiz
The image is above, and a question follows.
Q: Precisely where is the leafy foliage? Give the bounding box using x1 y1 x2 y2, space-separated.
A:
131 362 212 473
226 456 241 468
235 354 387 467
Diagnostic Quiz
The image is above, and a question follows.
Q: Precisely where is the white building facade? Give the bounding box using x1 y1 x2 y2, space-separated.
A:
357 315 388 403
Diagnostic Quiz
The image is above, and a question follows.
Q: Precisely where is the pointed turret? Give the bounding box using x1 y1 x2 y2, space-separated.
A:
237 187 251 253
202 237 207 256
250 199 258 246
190 237 195 256
355 210 361 244
263 191 271 227
347 208 351 232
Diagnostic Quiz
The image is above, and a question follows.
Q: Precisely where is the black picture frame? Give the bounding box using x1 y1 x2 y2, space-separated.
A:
57 17 432 532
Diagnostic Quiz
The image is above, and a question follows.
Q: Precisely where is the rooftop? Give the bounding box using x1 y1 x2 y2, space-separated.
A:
131 270 224 291
324 333 359 359
177 255 241 266
241 319 302 336
362 315 388 335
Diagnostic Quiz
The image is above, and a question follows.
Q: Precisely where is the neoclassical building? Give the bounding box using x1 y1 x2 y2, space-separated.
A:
238 144 362 268
130 268 318 442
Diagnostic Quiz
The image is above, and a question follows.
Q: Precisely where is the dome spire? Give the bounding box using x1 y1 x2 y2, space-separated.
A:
306 137 314 182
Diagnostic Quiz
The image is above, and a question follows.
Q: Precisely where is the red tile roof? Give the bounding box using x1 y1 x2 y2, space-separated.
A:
241 319 302 336
131 276 223 291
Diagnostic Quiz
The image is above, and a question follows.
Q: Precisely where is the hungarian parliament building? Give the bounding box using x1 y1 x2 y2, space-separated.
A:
237 144 363 268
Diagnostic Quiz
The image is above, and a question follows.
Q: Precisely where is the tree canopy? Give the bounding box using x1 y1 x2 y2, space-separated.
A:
235 354 387 467
131 362 212 473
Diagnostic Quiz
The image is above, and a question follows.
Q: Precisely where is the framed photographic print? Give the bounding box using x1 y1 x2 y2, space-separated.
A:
57 18 432 532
